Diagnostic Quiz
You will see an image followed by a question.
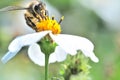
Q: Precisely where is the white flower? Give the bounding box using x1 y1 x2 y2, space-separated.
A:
1 31 99 66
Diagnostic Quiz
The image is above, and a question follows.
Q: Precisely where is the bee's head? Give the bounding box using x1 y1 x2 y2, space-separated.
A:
32 1 46 14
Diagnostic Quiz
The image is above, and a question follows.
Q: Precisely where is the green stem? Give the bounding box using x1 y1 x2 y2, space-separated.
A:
45 54 50 80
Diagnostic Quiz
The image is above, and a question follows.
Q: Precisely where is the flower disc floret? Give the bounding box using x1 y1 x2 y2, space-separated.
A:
36 18 61 34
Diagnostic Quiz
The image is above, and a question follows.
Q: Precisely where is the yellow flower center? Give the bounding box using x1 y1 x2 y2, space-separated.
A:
36 17 63 34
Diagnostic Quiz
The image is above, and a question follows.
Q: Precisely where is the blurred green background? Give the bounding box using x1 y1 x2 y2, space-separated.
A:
0 0 120 80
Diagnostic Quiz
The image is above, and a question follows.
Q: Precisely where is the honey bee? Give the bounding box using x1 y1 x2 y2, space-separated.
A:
0 0 49 32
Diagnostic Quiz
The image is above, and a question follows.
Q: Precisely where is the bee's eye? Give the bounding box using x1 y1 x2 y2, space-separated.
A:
34 5 39 11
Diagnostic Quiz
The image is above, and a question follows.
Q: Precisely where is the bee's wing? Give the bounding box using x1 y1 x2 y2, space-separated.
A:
0 6 28 12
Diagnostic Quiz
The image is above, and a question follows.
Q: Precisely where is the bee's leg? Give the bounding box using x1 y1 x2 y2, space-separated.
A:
44 10 49 20
39 10 49 20
45 10 49 16
24 14 38 32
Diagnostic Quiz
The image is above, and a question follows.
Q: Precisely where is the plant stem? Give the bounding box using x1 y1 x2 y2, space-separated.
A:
45 54 50 80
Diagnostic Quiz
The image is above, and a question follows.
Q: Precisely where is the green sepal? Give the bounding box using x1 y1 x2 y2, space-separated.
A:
38 35 57 55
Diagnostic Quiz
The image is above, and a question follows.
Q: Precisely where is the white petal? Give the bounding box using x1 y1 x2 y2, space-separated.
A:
1 51 17 63
1 31 50 63
28 43 45 66
82 50 99 63
49 46 67 63
28 44 67 66
9 31 50 52
1 38 22 63
50 33 99 62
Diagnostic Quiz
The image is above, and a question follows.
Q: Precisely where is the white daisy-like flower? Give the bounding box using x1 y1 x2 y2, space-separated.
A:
1 16 99 66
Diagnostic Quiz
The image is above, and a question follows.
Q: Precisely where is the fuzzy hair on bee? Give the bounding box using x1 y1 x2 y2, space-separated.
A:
0 0 49 32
